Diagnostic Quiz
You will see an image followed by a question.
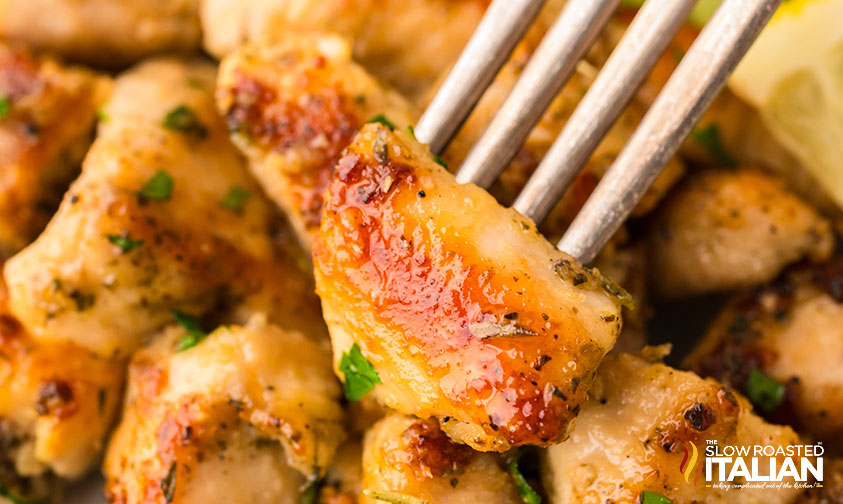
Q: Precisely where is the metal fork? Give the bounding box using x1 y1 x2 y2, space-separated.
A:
413 0 781 264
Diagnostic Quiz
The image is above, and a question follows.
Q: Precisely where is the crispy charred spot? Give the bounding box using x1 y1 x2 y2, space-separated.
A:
35 380 77 418
225 71 360 228
810 256 843 303
684 403 716 431
395 419 474 479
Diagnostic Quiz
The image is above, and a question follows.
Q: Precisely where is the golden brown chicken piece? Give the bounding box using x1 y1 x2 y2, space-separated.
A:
104 316 345 504
0 0 201 66
5 57 324 359
593 239 648 354
684 257 843 453
317 440 363 504
314 123 626 452
0 58 327 494
543 349 805 504
0 274 122 502
360 414 523 504
0 43 108 257
648 168 833 298
217 34 417 251
202 0 489 101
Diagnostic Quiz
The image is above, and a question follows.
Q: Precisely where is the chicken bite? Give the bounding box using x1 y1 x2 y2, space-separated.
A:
217 34 417 251
684 257 843 452
0 274 122 501
0 0 201 66
5 57 323 358
543 349 805 504
314 123 626 452
360 414 523 504
202 0 488 101
0 43 108 257
104 315 345 504
649 168 833 297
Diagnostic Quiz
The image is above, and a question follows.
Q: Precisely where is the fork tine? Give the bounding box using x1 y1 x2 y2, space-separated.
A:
414 0 546 155
558 0 782 263
455 0 620 188
512 0 697 222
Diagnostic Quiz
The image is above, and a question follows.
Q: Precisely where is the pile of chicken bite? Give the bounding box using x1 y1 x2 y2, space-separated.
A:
0 1 839 504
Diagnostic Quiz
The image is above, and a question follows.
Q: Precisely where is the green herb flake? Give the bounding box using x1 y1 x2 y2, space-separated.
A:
509 452 541 504
300 478 323 504
161 461 177 503
640 491 673 504
139 170 173 201
163 105 208 138
338 343 382 401
0 96 10 119
106 233 143 253
407 125 416 138
690 123 737 169
744 368 785 413
367 114 396 130
172 310 208 352
433 154 448 169
221 185 251 213
365 490 428 504
0 482 40 504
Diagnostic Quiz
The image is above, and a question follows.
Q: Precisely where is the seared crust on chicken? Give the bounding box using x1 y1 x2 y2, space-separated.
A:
649 168 833 297
360 414 521 504
217 34 417 250
0 277 122 497
0 43 108 257
104 316 344 504
5 58 323 358
543 349 804 504
202 0 488 100
314 124 625 451
684 257 843 452
0 0 201 66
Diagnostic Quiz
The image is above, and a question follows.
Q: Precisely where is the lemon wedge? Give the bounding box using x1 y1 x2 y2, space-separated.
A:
729 0 843 207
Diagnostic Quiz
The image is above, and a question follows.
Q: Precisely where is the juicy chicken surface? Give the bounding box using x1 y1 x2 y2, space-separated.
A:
104 316 344 504
0 43 108 257
649 168 833 297
0 0 201 66
0 275 122 499
217 34 417 251
543 349 805 504
360 414 521 504
202 0 489 101
684 256 843 453
4 57 324 359
314 123 625 452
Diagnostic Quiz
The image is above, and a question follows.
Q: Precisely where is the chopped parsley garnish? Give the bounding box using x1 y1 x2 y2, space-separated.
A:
300 478 323 504
690 123 737 169
172 311 208 352
0 96 10 119
365 490 428 504
338 343 381 401
221 185 250 213
106 232 143 253
367 114 396 130
640 491 673 504
162 105 208 138
509 451 541 504
139 170 173 201
0 483 40 504
407 125 416 138
433 154 448 169
161 461 177 503
744 368 785 413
